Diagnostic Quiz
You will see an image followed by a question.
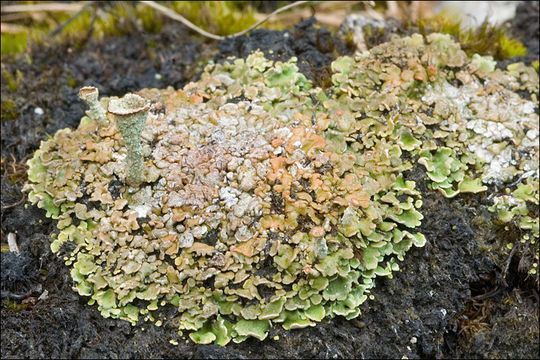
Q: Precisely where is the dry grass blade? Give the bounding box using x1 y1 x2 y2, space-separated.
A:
1 2 85 13
1 22 28 34
231 1 310 37
1 193 26 210
140 0 225 40
140 0 314 40
48 1 94 37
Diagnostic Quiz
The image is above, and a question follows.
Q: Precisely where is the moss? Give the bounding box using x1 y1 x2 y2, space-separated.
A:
1 69 21 92
136 4 163 33
66 75 77 89
1 33 28 57
533 61 539 73
417 12 527 60
171 1 258 36
1 100 19 121
498 33 528 58
2 299 31 312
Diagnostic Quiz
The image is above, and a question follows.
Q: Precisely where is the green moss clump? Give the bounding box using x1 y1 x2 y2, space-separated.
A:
1 33 28 57
417 12 527 59
1 100 18 121
171 1 258 36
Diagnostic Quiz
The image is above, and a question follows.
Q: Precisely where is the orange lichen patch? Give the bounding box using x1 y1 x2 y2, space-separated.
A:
382 65 402 88
310 173 323 189
260 215 286 230
267 157 291 184
271 138 285 147
269 156 284 172
164 90 188 112
188 242 214 256
189 93 203 104
400 69 415 82
274 173 294 201
110 210 140 232
90 182 114 205
162 233 177 243
295 192 313 202
310 226 325 238
331 196 349 207
165 241 179 256
80 152 109 163
348 191 370 208
414 68 427 82
172 208 186 223
306 208 322 225
310 176 333 203
285 127 306 154
99 124 118 137
185 217 201 228
315 113 330 132
113 198 128 210
302 132 326 157
231 238 255 257
78 121 99 133
293 112 312 127
85 141 97 150
427 65 438 81
80 139 114 163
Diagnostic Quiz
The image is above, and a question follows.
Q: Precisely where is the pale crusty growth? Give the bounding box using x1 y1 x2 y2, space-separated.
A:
24 33 538 345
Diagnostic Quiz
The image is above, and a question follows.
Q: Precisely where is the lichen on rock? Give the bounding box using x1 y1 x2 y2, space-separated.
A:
24 33 538 345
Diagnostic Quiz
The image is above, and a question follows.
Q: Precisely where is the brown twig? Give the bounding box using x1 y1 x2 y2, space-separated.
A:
471 286 502 301
501 242 518 285
232 1 311 37
1 193 26 210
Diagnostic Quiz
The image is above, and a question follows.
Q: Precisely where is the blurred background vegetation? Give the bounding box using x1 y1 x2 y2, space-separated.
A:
0 1 530 60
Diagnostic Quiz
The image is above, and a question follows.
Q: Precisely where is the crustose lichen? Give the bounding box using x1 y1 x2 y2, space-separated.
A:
24 33 538 345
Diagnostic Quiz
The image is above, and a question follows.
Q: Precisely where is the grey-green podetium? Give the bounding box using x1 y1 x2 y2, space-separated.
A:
107 93 150 187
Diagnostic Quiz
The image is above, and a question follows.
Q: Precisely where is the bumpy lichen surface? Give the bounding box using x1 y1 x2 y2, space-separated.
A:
24 33 539 345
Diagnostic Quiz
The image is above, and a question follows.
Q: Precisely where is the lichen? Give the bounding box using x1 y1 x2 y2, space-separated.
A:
24 33 538 345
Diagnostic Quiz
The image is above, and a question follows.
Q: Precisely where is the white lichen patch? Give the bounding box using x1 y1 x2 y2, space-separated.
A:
420 71 538 183
24 33 538 345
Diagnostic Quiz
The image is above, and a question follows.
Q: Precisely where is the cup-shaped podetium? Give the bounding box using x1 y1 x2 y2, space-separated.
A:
108 93 150 187
79 86 107 124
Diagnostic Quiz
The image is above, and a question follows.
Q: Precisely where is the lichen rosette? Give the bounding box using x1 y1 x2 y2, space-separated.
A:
24 33 538 345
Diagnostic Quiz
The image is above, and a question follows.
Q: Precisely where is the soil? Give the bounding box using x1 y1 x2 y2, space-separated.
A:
505 1 540 66
1 5 538 359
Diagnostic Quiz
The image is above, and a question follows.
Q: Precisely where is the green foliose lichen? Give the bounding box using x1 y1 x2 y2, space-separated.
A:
488 178 539 274
24 32 538 344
